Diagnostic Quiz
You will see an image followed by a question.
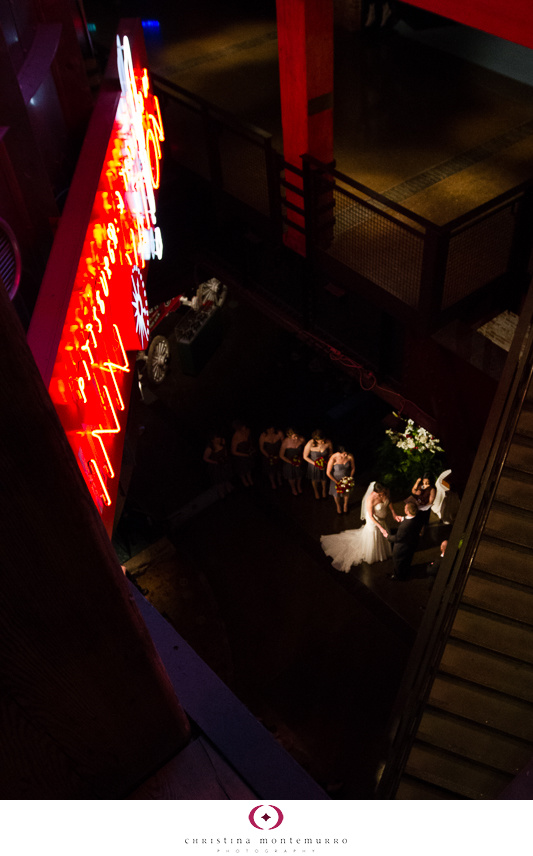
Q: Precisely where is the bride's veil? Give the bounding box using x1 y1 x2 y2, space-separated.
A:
360 481 376 521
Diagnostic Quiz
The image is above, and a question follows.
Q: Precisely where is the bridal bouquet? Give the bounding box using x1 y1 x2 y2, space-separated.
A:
291 456 302 468
269 455 279 466
377 415 445 492
336 476 354 495
314 456 326 470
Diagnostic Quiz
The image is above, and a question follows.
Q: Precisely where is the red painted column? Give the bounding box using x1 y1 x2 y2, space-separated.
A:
276 0 334 255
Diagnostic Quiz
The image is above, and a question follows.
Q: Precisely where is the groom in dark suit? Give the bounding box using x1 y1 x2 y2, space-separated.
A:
385 500 420 580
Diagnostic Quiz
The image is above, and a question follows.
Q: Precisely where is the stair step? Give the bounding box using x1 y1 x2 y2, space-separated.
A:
405 742 511 799
429 674 533 741
463 573 533 625
418 708 533 775
451 605 533 664
473 538 533 587
517 407 533 440
496 474 533 512
485 506 533 549
395 774 463 800
506 440 533 476
440 638 533 703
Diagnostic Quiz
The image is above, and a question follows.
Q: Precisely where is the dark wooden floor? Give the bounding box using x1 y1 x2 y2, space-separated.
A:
118 296 450 798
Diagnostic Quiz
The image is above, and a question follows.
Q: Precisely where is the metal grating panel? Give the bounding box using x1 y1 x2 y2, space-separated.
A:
324 188 425 308
162 97 210 180
219 126 270 216
443 205 515 310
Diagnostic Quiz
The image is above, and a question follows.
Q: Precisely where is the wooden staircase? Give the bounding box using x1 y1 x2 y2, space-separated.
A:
396 382 533 799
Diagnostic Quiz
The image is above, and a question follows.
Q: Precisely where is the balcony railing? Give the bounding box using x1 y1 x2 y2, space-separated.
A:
376 275 533 797
302 156 533 329
154 76 533 331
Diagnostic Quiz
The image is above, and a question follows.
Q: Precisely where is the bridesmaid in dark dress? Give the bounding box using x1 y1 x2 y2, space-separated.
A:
280 427 306 496
303 429 333 499
327 446 355 513
231 420 255 487
203 431 233 498
259 425 284 489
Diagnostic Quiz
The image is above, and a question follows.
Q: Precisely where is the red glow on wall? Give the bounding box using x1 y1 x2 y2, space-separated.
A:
42 32 164 533
403 1 533 51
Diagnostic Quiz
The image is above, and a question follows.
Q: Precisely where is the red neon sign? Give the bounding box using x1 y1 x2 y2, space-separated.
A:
46 33 164 531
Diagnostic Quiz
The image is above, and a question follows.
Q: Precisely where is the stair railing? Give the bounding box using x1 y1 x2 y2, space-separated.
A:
377 275 533 798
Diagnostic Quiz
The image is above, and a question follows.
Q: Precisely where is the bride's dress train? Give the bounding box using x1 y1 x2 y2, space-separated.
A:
320 500 392 572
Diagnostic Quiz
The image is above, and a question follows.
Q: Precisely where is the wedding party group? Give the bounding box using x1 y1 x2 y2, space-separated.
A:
203 422 357 511
203 420 453 581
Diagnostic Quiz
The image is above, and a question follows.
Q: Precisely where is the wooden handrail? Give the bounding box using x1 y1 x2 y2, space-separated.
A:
152 73 273 144
376 275 533 798
303 153 533 234
302 153 435 230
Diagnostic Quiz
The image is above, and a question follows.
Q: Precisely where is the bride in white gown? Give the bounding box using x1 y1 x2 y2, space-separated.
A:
320 481 402 572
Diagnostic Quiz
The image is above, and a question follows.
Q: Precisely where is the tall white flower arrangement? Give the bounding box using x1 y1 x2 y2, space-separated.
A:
385 419 444 455
377 415 446 492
